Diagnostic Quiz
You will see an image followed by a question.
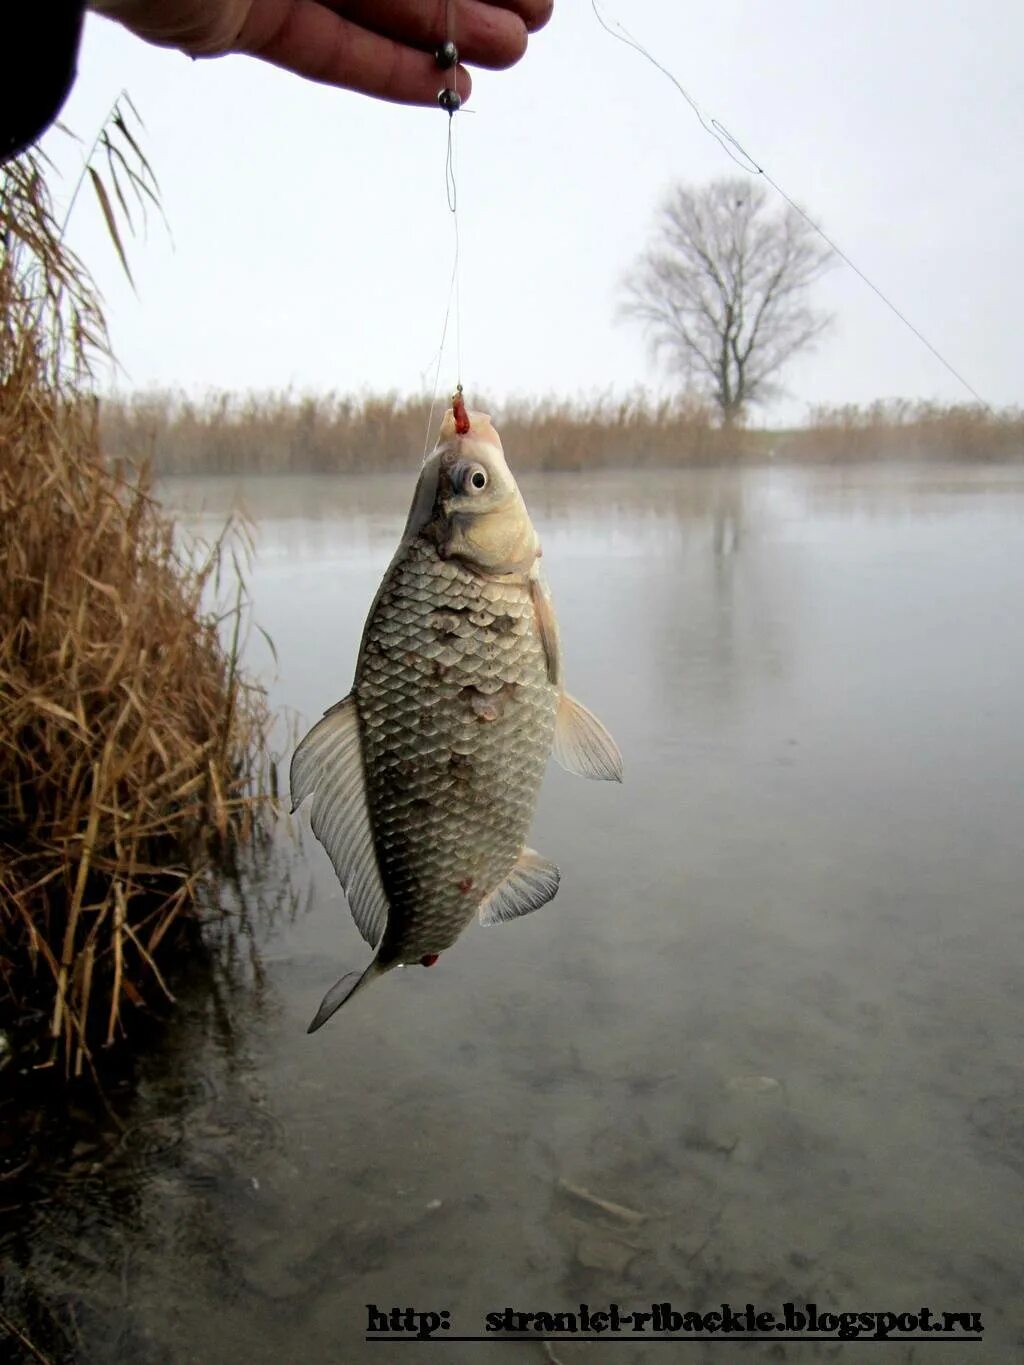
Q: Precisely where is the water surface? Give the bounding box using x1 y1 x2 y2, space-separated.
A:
4 464 1024 1362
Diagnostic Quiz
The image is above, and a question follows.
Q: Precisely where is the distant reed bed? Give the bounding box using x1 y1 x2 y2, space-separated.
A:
1 134 274 1078
773 400 1024 463
100 389 740 473
99 390 1024 473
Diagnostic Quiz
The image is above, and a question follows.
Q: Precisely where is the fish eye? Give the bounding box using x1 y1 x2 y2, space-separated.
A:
464 464 488 493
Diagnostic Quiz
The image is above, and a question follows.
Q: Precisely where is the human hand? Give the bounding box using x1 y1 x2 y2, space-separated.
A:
89 0 553 105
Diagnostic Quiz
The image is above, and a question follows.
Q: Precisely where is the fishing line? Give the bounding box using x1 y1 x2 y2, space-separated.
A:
448 118 464 388
590 0 989 408
422 193 460 460
423 0 466 459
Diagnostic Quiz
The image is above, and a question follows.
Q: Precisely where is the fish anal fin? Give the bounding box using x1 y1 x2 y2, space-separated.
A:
479 848 560 926
290 695 389 949
553 692 623 783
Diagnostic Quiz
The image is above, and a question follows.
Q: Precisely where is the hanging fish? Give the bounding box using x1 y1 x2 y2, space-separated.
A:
291 399 621 1032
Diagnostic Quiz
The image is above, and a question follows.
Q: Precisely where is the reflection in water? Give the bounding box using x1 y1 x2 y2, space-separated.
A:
0 841 305 1364
3 465 1024 1363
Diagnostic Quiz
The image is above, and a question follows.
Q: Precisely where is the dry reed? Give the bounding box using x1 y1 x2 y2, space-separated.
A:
99 387 742 474
1 134 273 1077
99 389 1024 475
771 400 1024 463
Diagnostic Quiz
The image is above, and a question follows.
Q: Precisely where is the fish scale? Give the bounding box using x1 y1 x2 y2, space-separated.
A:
356 537 557 960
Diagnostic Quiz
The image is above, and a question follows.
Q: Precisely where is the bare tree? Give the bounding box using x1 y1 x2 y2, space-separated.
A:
621 178 833 426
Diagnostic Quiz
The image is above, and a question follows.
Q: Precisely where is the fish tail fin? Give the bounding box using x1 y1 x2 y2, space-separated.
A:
306 957 393 1034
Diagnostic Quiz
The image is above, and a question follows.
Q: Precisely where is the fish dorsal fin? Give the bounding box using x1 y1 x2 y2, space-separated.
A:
529 569 562 686
479 848 560 926
289 696 389 948
553 692 623 783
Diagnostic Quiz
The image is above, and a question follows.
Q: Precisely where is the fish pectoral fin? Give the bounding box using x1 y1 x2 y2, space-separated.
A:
290 695 389 950
307 958 389 1033
552 692 623 783
479 848 560 926
529 569 562 686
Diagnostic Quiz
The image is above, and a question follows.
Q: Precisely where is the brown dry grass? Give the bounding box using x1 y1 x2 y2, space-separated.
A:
99 387 743 473
99 389 1024 474
1 142 273 1078
771 400 1024 463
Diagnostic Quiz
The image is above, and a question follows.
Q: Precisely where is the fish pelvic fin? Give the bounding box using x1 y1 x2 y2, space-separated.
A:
306 957 392 1034
553 692 623 783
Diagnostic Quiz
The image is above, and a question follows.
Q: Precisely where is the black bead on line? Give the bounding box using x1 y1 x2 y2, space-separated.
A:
434 39 459 70
437 87 462 114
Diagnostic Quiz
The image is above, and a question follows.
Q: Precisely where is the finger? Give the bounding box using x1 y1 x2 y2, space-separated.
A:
327 1 529 72
236 1 473 106
479 0 554 35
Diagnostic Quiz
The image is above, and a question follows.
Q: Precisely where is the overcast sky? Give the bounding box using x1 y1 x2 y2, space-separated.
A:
48 1 1022 424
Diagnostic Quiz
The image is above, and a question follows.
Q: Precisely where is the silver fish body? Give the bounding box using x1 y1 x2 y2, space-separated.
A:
291 407 621 1031
359 537 557 962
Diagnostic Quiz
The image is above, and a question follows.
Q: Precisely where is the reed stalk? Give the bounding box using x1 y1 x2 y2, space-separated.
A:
96 388 1024 474
0 117 274 1076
